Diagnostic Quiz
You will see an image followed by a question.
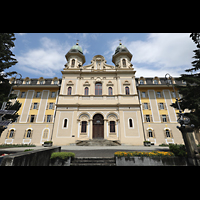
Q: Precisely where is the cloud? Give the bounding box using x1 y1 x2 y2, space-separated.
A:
16 37 71 77
105 33 196 77
18 33 27 36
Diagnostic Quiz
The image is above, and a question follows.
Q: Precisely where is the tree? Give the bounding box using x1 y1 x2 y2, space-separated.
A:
0 33 21 124
171 33 200 140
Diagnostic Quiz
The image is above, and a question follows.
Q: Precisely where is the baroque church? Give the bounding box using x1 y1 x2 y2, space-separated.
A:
0 42 190 146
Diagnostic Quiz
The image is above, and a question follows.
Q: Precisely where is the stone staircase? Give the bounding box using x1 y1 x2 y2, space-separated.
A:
76 139 121 146
70 157 116 166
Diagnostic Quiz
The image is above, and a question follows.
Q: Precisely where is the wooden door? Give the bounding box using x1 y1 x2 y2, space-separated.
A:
93 114 104 139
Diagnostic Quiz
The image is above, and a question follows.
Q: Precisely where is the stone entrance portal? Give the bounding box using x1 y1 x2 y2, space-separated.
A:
93 114 104 139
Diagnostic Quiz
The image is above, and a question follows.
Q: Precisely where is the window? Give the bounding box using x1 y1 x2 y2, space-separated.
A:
129 119 133 128
108 87 113 95
21 92 26 98
162 115 167 122
68 87 72 95
144 103 148 110
140 80 144 84
172 92 176 98
125 87 130 95
157 92 161 98
46 115 51 123
95 82 102 95
122 59 126 67
30 115 35 123
71 59 75 67
36 92 40 98
148 129 153 137
81 121 87 133
110 121 115 132
51 92 56 98
159 103 164 110
63 119 68 128
154 80 158 84
166 129 171 137
33 103 38 109
54 80 58 85
40 80 44 85
141 92 146 98
9 129 14 138
146 115 151 122
26 80 30 84
26 129 32 138
85 87 89 95
49 103 53 109
43 129 49 139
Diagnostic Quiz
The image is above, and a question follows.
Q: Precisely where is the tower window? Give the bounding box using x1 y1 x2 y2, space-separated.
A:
108 87 113 95
63 119 68 128
125 87 130 95
148 129 153 137
71 59 75 67
129 118 133 128
68 87 72 95
85 87 89 95
122 59 126 67
110 121 115 132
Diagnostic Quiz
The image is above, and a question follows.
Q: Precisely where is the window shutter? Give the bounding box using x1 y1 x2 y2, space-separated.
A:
27 115 30 123
153 130 155 138
24 130 27 138
30 130 33 138
5 130 9 139
143 115 146 122
170 130 173 138
163 130 167 138
160 115 163 122
46 103 49 110
164 103 167 110
150 115 153 122
53 103 55 109
148 103 151 110
142 103 144 110
166 115 169 122
13 130 16 139
50 115 53 122
44 115 47 122
30 103 33 110
146 130 149 138
34 115 36 122
158 103 160 110
37 103 39 110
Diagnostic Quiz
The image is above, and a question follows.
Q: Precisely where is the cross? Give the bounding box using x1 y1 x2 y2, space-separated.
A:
119 39 122 45
76 40 79 45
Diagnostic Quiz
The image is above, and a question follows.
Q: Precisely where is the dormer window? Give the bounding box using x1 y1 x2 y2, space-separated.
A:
122 59 126 67
71 59 75 67
154 80 158 84
140 80 144 85
40 80 44 85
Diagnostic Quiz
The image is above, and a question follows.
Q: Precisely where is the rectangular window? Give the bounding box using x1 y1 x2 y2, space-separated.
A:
49 103 53 109
146 115 151 122
33 103 38 109
30 115 35 123
159 103 164 110
36 92 40 98
144 103 148 110
81 121 87 133
63 119 68 128
51 92 56 98
162 115 167 122
95 83 102 95
110 121 115 132
142 92 146 98
47 115 51 122
157 92 161 98
21 92 26 98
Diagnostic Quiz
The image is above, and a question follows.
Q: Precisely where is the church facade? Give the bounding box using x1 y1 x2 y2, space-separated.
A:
0 42 189 146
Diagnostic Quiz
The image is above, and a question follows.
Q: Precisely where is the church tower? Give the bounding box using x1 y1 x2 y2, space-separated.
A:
64 42 86 69
112 42 133 68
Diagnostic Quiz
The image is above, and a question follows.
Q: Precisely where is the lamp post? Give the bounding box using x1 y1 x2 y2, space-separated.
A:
165 73 200 164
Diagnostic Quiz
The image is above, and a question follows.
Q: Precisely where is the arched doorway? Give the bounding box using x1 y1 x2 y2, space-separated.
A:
93 114 104 139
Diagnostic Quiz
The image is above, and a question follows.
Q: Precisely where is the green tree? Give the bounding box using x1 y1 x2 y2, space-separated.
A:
171 33 200 139
0 33 21 125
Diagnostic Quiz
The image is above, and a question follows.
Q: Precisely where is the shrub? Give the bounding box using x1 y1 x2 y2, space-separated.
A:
24 149 34 152
50 152 75 160
114 151 174 157
44 141 53 144
0 144 36 148
169 144 187 157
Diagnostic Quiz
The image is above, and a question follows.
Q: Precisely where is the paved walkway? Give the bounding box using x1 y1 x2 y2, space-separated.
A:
0 145 170 157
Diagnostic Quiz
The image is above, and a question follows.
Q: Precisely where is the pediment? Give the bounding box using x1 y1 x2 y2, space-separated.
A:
83 55 115 70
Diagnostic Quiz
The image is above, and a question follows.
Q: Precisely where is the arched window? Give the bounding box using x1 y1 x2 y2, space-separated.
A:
81 121 87 133
129 118 133 128
9 129 15 138
71 59 75 67
95 82 102 95
26 129 32 138
43 129 49 139
125 86 130 95
110 121 115 132
85 87 89 95
63 119 68 128
122 59 126 67
108 87 113 95
139 80 144 85
165 129 171 137
148 129 153 137
68 87 72 95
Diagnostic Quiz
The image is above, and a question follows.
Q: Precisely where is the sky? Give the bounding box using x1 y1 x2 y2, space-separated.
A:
10 33 196 79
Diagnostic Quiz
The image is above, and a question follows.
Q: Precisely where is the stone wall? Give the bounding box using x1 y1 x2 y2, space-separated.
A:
0 146 61 166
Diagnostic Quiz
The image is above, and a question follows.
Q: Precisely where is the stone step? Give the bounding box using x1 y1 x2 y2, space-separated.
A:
71 157 116 166
76 139 121 146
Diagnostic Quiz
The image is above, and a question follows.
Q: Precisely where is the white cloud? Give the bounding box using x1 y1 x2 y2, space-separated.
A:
16 37 71 77
18 33 27 36
105 33 196 77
